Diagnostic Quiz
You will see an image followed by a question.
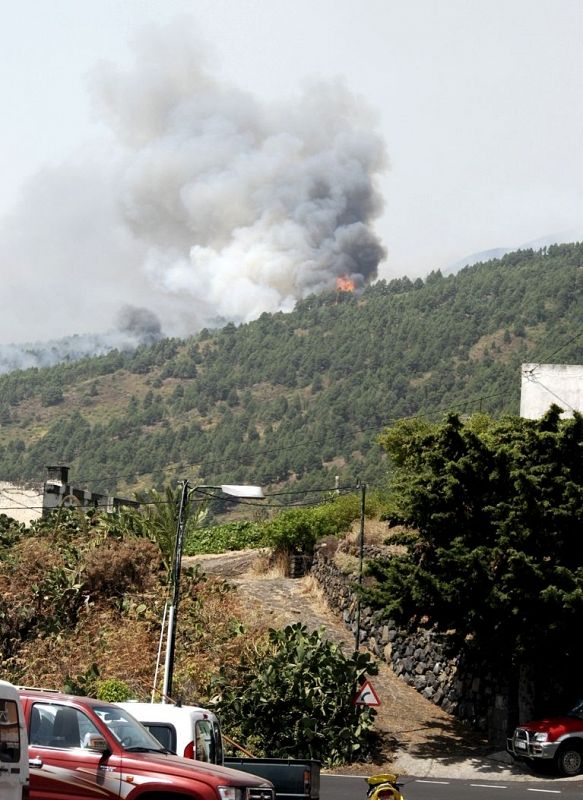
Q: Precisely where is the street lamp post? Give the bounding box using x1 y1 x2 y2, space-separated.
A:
161 481 265 702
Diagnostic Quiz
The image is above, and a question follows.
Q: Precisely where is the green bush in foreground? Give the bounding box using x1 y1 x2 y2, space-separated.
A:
211 623 379 766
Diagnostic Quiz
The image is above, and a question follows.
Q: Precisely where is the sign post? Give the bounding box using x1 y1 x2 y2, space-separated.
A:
353 679 381 707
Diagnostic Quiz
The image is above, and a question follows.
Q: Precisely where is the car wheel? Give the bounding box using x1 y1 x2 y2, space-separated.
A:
556 744 583 777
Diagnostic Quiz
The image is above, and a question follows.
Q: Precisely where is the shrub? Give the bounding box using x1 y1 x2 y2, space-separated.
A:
0 514 24 555
40 385 64 406
96 678 132 702
263 493 370 556
184 521 266 555
63 663 101 696
211 623 379 766
84 537 160 599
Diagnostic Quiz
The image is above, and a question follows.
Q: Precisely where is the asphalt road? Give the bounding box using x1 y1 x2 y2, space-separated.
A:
321 773 583 800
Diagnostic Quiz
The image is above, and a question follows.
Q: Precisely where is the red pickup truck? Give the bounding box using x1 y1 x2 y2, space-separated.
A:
507 699 583 777
19 687 274 800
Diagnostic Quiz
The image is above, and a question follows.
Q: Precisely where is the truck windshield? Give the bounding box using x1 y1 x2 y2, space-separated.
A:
94 706 168 752
568 700 583 720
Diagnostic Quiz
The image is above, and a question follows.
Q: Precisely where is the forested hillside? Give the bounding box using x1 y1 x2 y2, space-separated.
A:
1 242 583 498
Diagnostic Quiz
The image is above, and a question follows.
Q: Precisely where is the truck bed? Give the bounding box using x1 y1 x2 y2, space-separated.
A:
224 756 320 799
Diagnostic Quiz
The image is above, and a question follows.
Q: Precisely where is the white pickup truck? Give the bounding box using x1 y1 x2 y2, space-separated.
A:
117 701 223 763
118 701 320 800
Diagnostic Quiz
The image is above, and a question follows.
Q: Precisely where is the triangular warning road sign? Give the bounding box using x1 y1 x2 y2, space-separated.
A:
353 679 381 706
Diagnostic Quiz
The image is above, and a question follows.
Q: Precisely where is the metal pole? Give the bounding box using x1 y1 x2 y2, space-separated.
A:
355 482 366 652
162 480 190 702
152 601 168 702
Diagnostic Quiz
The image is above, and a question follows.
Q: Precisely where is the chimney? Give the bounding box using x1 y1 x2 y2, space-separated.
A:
46 465 69 484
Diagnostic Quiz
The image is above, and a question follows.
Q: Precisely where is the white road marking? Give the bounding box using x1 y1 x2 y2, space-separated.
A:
470 784 507 789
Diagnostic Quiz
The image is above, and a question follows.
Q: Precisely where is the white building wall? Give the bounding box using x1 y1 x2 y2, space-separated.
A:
0 481 43 525
520 363 583 419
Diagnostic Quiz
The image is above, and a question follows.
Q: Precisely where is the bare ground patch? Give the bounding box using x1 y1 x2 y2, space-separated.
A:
186 549 498 775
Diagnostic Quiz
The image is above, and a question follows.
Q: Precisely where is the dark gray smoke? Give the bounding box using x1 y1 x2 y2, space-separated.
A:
0 17 387 354
116 305 162 343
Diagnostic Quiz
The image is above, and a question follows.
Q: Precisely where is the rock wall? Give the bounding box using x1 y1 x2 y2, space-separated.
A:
310 548 511 744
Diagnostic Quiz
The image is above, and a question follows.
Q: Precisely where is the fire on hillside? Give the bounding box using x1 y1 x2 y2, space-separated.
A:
336 276 356 293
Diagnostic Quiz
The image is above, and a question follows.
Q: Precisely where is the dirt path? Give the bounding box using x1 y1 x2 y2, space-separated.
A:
184 551 535 779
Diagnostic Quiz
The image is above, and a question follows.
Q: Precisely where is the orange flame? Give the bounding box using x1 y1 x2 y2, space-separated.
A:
336 276 356 293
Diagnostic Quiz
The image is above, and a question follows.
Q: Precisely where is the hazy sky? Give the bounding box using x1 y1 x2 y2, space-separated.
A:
1 0 582 345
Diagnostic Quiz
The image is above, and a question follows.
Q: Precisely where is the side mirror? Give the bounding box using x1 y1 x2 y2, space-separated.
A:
83 734 109 752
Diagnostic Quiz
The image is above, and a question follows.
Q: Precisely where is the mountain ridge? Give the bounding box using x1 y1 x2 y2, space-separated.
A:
1 242 583 499
444 229 583 274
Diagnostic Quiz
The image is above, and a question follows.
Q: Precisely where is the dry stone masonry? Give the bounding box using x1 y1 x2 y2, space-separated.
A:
310 547 511 744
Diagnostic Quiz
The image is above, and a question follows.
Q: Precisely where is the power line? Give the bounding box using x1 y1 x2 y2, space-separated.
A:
527 329 583 368
2 334 526 493
0 482 361 515
4 382 515 494
3 367 544 509
1 385 516 498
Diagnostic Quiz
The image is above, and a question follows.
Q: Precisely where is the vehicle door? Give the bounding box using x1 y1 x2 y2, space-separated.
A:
0 686 28 800
26 701 122 800
30 763 119 800
195 719 216 763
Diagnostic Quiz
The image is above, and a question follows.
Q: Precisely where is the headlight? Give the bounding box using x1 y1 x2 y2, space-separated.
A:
533 732 549 742
217 788 243 800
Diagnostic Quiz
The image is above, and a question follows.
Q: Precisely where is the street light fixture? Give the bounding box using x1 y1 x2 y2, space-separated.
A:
161 481 265 701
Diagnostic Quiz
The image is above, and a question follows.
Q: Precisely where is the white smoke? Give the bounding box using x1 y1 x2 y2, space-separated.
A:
0 305 163 375
0 18 387 355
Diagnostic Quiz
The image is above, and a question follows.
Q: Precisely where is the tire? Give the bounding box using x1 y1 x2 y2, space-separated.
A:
556 743 583 777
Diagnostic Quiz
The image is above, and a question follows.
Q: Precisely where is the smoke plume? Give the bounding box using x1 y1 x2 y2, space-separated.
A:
115 305 162 342
0 305 163 375
0 18 387 358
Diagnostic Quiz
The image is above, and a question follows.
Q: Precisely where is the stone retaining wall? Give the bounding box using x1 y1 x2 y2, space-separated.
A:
310 548 511 744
